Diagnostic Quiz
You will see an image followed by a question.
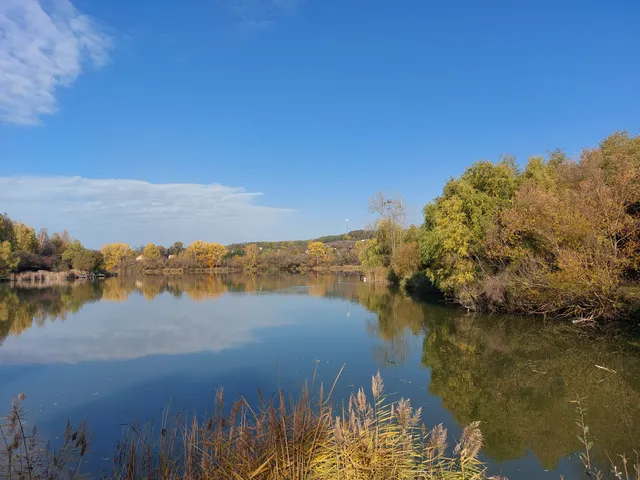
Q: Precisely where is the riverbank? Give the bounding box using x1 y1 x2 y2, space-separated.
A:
4 270 111 283
118 264 362 276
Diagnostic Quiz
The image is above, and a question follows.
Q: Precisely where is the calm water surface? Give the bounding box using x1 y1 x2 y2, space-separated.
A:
1 274 639 479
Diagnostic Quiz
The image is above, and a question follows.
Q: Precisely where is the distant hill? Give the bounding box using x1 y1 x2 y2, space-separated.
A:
226 229 374 253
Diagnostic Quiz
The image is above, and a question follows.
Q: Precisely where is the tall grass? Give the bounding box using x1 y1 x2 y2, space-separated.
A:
0 393 90 479
2 375 637 479
110 370 492 480
1 372 492 480
572 396 640 480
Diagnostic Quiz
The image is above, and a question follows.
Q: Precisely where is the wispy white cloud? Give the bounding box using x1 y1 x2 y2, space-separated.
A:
0 176 294 247
223 0 302 30
0 0 111 125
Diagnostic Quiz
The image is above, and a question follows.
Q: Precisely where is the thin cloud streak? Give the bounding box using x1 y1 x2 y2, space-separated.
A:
0 0 111 125
0 176 295 247
223 0 302 30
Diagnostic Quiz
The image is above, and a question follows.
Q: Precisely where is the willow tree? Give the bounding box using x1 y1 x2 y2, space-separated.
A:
420 158 519 303
487 132 640 318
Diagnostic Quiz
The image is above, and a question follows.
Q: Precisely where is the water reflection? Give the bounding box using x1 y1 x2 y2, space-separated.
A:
0 274 639 473
420 314 640 469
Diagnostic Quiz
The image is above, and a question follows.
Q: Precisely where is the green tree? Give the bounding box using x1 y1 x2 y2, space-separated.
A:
71 250 104 272
62 240 85 266
0 241 19 278
420 159 519 301
13 222 37 253
168 241 184 256
0 214 15 245
357 239 384 268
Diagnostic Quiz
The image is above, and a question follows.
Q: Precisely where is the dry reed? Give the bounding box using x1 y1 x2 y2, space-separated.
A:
6 374 635 479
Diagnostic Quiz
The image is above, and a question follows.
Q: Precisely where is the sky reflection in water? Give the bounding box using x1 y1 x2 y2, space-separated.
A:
0 274 639 480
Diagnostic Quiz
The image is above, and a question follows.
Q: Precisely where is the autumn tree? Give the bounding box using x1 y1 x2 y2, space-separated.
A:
186 241 228 269
49 231 72 257
206 243 228 268
357 239 384 268
243 244 259 270
417 131 640 319
101 243 133 271
307 241 328 267
391 227 423 279
368 191 407 258
483 132 640 318
36 228 49 253
0 241 18 278
143 243 161 260
420 158 519 297
13 222 37 253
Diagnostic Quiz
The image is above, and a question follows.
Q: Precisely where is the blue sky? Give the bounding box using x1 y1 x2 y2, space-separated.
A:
1 0 639 247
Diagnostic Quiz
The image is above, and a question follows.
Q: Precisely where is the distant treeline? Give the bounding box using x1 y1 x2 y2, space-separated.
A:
0 220 374 280
2 131 638 321
0 219 105 278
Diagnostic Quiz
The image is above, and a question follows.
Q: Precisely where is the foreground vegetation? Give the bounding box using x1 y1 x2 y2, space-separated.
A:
1 373 496 479
2 371 638 479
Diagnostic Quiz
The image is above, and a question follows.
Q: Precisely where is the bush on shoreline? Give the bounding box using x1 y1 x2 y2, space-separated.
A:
419 132 640 321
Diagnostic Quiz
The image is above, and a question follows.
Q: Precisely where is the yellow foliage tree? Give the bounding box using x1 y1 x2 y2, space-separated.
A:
186 241 228 269
186 240 208 266
13 222 37 253
206 243 228 269
101 243 133 271
308 241 328 267
243 244 259 270
143 243 161 259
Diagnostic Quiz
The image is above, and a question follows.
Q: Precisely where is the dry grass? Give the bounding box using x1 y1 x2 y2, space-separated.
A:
9 271 77 283
572 396 640 480
1 371 497 480
110 370 492 480
0 393 90 479
7 373 635 479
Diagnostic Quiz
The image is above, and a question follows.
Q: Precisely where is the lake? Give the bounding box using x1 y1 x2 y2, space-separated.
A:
1 274 639 479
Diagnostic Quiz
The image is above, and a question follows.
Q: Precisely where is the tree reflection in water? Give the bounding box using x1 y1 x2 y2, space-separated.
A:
0 274 638 469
